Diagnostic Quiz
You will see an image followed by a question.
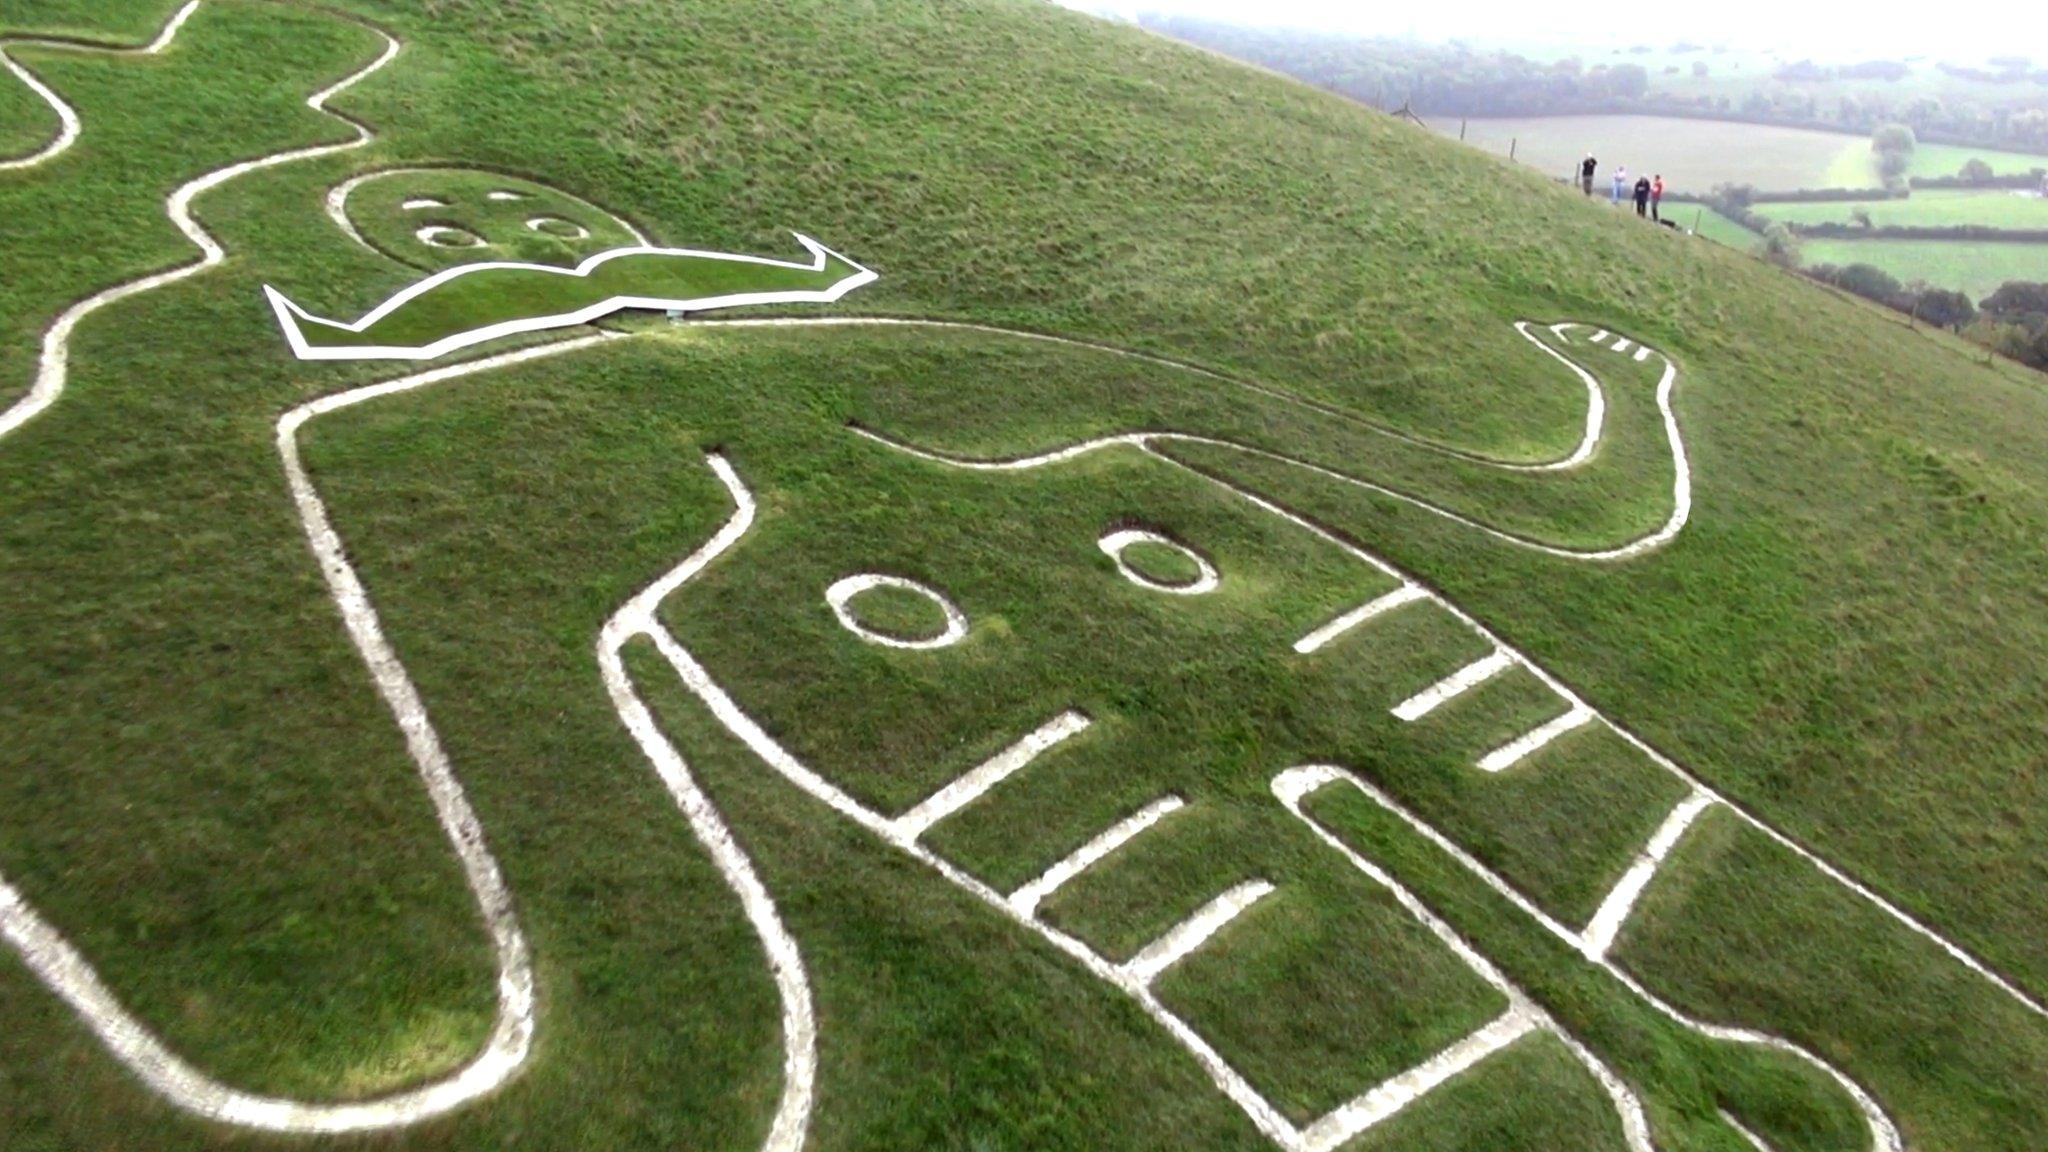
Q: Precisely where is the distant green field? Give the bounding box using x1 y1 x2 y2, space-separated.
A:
1445 115 1866 193
1911 142 2048 182
1683 201 2048 297
1447 114 2048 195
1754 189 2048 230
1672 203 1764 248
1796 237 2048 298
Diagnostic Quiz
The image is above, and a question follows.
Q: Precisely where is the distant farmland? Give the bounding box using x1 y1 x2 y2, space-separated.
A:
1671 203 2046 299
1796 238 2048 299
1442 114 2048 194
1753 189 2048 230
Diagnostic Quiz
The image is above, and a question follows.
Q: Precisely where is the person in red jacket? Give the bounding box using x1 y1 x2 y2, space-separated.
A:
1651 175 1666 222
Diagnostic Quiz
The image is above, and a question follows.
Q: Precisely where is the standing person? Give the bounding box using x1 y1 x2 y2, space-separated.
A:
1651 174 1665 221
1634 174 1652 218
1612 165 1628 205
1581 153 1599 196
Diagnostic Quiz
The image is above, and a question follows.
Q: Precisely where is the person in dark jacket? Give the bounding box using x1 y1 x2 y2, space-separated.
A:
1580 154 1598 196
1633 175 1653 218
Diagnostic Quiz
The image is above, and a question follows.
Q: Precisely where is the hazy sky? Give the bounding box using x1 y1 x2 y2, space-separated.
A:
1058 1 2029 62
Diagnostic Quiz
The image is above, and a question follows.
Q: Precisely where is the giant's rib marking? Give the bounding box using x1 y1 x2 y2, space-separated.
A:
1009 796 1186 918
1120 881 1275 987
840 317 2040 1020
1271 766 1655 1152
1296 1009 1540 1152
1391 650 1515 721
1476 706 1593 773
1579 791 1716 962
890 711 1091 844
1280 767 1901 1152
1293 585 1427 654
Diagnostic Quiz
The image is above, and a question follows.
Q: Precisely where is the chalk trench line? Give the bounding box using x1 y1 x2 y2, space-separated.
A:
0 1 547 1135
0 4 2029 1146
263 315 1898 1151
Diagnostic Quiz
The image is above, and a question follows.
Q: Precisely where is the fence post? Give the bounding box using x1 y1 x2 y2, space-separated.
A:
1509 138 1518 161
1460 119 1468 141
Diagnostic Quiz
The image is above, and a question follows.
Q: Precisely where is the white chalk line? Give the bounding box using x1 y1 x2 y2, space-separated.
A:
835 317 2043 1022
627 454 1610 1150
704 315 1617 477
1475 704 1594 773
220 312 1997 1144
1580 791 1716 964
889 711 1090 845
825 572 969 651
1008 796 1187 918
1282 767 1902 1152
0 356 624 1130
1271 767 1654 1152
1121 880 1276 987
1293 584 1427 654
416 223 482 249
843 318 1687 565
0 3 400 443
528 216 589 239
0 7 559 1135
1100 528 1220 595
0 1 199 172
599 453 814 1152
4 195 2029 1151
1391 649 1515 721
265 234 877 361
1722 1109 1780 1151
1296 1009 1540 1152
325 166 652 263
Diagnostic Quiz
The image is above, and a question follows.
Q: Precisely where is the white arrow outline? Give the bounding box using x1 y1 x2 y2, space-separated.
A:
263 234 878 361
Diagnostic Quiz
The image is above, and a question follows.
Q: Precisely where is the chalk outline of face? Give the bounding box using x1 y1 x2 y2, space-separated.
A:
325 166 651 270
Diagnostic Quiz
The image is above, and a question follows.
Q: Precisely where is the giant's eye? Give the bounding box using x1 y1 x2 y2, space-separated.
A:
416 225 485 249
526 216 591 240
1099 529 1218 595
826 574 968 650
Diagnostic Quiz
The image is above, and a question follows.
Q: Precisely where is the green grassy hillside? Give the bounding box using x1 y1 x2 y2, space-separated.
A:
2 1 2045 1149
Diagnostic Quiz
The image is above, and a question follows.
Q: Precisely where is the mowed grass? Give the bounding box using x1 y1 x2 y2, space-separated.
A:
2 0 2048 1147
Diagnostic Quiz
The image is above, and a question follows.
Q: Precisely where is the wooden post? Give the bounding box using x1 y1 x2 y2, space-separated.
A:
1509 137 1518 161
1693 208 1703 235
1460 119 1468 141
